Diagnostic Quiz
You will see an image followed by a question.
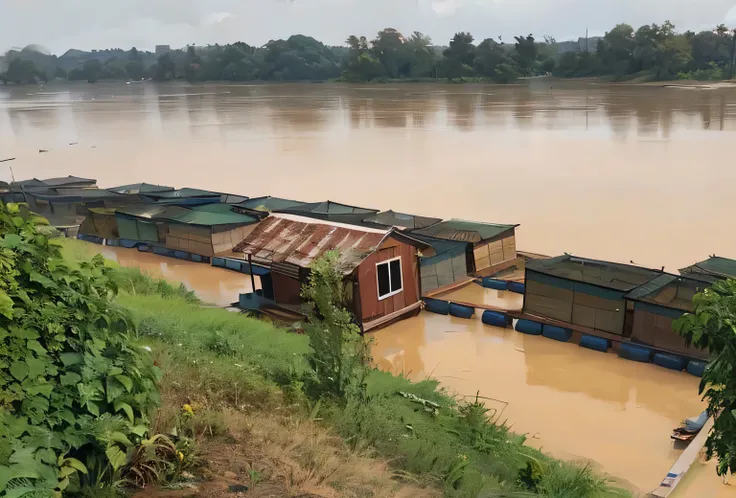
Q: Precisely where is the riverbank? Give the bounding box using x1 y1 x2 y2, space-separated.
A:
62 238 630 498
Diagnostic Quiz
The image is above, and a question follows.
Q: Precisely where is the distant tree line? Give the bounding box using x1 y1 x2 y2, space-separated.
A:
2 22 735 85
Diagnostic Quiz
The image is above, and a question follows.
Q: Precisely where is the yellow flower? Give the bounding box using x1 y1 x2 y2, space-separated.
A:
178 451 184 462
183 404 194 416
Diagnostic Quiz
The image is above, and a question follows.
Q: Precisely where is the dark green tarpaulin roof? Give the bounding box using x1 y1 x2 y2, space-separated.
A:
526 255 663 292
233 196 307 212
625 273 707 312
411 234 468 263
27 188 125 202
410 218 518 243
679 256 736 282
107 183 174 194
145 188 221 199
279 200 378 215
362 210 441 230
116 203 258 227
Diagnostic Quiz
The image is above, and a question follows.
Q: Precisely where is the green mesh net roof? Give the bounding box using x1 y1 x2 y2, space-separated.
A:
116 203 257 226
410 218 517 243
362 210 441 230
107 183 174 194
679 256 736 282
233 196 307 212
527 255 663 292
625 273 706 312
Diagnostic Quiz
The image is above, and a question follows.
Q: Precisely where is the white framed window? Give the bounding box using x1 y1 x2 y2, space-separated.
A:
376 256 403 300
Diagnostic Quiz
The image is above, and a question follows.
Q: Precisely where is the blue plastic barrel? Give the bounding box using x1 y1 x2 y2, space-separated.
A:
686 360 707 377
212 257 226 268
106 238 120 247
137 244 151 253
653 352 687 371
424 298 450 315
542 325 573 342
191 254 203 263
482 310 507 327
449 303 475 319
508 282 526 294
225 259 242 271
119 239 138 248
515 319 542 335
618 343 652 363
579 334 610 352
482 278 508 290
174 250 188 260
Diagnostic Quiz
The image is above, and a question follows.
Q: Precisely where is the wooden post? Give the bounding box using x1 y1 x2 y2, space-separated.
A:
248 253 257 293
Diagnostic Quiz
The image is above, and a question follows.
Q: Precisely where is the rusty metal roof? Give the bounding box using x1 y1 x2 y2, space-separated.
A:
232 214 391 271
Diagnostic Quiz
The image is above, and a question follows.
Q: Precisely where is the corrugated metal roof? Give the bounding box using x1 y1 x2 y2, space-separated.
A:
362 210 442 230
232 214 389 271
527 255 663 292
410 218 517 243
680 256 736 282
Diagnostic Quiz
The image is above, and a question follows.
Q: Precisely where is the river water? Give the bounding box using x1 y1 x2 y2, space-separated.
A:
3 80 736 496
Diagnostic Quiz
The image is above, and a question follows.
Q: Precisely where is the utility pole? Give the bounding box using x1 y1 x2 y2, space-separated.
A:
585 28 589 53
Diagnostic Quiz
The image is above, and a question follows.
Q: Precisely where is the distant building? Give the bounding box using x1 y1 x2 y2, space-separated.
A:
155 45 171 55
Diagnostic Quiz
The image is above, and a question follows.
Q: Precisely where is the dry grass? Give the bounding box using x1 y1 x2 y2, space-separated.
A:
139 344 437 498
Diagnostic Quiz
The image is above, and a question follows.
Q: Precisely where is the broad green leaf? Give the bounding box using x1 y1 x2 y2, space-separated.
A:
0 289 13 319
114 374 133 392
30 271 57 289
57 409 76 425
25 383 53 398
110 431 133 447
11 216 24 228
86 400 100 417
62 457 88 475
12 327 39 340
26 340 47 355
1 233 22 248
25 357 46 379
9 361 29 381
114 400 135 423
105 446 127 471
60 372 82 386
59 353 84 366
130 425 148 437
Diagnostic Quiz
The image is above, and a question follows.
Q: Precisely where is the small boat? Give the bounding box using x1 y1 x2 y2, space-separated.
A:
671 410 708 442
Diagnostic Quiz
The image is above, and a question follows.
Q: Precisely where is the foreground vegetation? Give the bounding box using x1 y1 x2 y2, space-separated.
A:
1 207 628 497
2 21 736 85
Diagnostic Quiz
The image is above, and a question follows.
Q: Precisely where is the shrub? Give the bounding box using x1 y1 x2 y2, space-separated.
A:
0 203 160 495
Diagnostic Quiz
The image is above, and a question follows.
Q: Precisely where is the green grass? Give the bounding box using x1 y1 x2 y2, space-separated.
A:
58 239 630 498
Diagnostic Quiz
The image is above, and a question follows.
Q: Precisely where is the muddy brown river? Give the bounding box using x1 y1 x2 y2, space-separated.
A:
3 80 736 496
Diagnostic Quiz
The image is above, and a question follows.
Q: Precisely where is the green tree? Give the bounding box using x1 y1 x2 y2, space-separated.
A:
5 59 40 84
154 53 177 81
406 31 435 77
474 38 508 77
513 34 538 75
599 24 636 76
0 203 161 493
674 279 736 476
301 251 371 402
343 34 385 81
443 32 475 79
371 28 410 78
125 47 145 80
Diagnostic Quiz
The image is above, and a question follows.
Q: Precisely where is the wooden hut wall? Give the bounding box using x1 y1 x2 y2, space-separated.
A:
630 303 707 359
421 252 468 292
356 238 420 323
211 224 258 255
524 270 626 335
473 233 516 272
271 271 302 306
165 223 214 256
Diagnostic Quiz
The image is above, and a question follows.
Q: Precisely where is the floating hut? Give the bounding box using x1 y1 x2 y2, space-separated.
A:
115 203 259 256
624 274 709 359
410 219 519 277
142 188 245 207
232 213 433 331
411 234 469 293
524 255 662 337
679 256 736 283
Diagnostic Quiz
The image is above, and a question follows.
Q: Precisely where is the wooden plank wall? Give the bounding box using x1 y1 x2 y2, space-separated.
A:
357 239 420 322
272 272 302 306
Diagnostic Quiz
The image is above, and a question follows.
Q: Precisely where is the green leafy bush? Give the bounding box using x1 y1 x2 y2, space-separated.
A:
0 203 160 496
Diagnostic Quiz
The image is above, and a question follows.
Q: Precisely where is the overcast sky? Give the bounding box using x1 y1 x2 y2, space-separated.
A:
3 0 736 54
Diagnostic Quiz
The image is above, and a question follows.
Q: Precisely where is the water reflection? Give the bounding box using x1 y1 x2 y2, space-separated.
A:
371 311 705 492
